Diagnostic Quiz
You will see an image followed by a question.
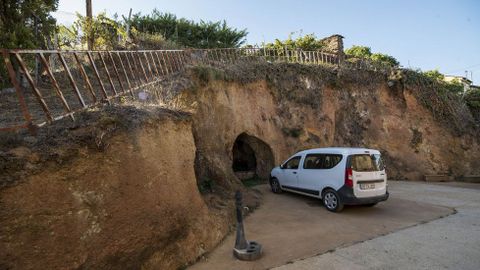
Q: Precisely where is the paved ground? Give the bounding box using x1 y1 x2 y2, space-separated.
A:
274 181 480 270
189 181 461 270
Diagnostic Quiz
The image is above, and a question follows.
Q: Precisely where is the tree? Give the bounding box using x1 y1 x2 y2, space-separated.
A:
74 12 127 50
0 0 58 49
345 45 399 67
129 9 247 48
56 24 80 49
291 34 324 51
345 45 372 58
0 0 58 86
56 12 128 50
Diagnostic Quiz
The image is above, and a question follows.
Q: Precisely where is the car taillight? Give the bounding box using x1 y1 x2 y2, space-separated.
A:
345 167 353 187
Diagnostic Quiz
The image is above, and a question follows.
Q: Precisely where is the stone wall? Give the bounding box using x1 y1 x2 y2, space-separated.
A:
320 34 345 59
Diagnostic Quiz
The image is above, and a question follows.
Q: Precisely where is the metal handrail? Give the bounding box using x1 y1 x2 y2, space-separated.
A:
0 47 388 133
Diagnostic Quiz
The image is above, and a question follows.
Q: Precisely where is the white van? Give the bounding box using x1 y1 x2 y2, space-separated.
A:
269 147 389 212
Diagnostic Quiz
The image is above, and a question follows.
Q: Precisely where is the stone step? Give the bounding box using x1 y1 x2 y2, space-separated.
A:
458 175 480 183
424 175 453 182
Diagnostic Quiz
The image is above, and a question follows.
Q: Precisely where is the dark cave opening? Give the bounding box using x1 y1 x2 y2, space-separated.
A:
231 133 274 181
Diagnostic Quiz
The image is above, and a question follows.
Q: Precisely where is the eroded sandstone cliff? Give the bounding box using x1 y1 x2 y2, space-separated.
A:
173 63 479 190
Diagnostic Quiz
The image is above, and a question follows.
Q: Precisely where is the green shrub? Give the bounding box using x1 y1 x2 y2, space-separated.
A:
263 33 325 56
191 65 227 85
130 31 179 49
345 45 399 67
282 127 303 138
403 69 476 134
242 175 265 187
465 88 480 108
197 177 214 194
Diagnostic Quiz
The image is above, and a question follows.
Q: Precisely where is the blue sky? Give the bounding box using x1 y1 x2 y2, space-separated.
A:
55 0 480 84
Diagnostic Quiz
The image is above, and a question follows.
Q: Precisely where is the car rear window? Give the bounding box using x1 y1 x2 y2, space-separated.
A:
303 154 343 169
350 154 384 171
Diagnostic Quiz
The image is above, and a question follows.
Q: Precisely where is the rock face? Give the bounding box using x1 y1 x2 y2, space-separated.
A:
0 108 228 270
1 62 479 269
176 63 479 188
177 79 290 190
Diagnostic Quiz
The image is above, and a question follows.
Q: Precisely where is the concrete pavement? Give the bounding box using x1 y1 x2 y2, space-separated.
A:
274 181 480 270
189 181 456 270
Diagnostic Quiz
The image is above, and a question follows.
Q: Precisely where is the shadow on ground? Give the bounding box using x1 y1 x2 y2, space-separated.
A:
189 182 453 270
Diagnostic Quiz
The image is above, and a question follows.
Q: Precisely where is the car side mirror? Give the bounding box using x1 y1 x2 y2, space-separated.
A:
280 164 285 169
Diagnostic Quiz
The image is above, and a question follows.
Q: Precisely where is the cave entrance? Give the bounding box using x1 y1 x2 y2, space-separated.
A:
232 133 275 182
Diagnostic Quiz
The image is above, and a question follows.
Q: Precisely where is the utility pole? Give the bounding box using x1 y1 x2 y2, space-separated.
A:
33 15 39 83
86 0 93 50
125 8 132 42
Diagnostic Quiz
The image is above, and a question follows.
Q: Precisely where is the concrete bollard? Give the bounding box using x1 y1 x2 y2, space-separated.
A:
233 190 262 261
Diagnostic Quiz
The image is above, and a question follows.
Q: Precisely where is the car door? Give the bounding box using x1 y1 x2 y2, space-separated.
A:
297 154 343 196
350 153 388 198
278 156 302 188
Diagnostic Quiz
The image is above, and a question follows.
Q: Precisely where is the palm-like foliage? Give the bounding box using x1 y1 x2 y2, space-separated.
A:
264 33 325 56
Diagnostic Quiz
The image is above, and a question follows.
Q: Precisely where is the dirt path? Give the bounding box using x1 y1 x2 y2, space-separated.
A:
189 181 452 270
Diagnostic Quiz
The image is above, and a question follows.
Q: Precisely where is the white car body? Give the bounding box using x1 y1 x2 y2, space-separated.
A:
269 147 389 211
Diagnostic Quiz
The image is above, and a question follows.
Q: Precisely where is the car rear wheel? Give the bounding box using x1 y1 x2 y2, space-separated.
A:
322 189 344 212
270 178 282 194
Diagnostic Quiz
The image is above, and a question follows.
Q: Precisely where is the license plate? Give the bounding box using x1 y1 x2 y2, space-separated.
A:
360 183 375 190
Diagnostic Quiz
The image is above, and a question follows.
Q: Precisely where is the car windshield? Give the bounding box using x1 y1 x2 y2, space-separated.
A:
350 154 384 172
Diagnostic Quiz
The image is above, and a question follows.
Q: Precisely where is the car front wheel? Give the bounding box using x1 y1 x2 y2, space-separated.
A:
270 178 282 194
322 189 344 212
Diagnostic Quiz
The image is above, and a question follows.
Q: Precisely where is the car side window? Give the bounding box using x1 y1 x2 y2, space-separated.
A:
283 156 301 169
303 154 342 169
304 154 322 169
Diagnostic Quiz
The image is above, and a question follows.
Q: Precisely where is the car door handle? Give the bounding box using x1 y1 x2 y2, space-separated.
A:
293 172 297 174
